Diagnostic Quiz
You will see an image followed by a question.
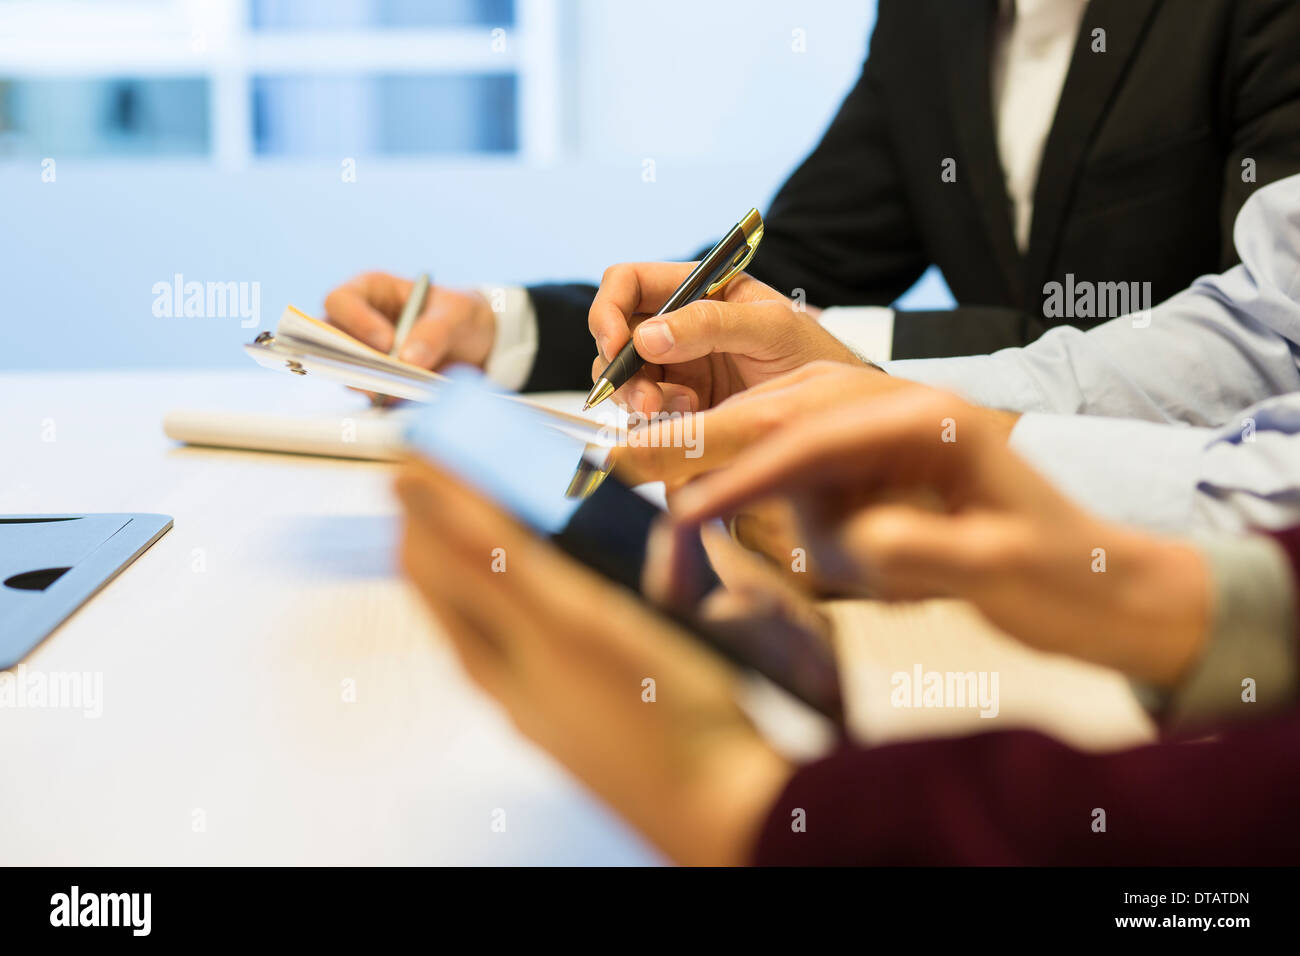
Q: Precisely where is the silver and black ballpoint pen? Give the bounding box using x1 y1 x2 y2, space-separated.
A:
583 208 765 411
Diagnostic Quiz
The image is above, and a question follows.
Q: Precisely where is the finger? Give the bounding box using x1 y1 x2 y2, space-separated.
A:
615 378 818 486
396 300 459 369
696 586 782 627
324 283 399 352
671 390 978 524
589 262 698 359
723 359 858 402
591 352 667 415
642 516 720 613
401 518 510 700
617 365 667 416
725 511 824 594
611 402 757 486
655 382 699 414
398 456 621 637
623 371 702 417
357 271 418 314
631 299 799 365
728 500 797 562
641 517 680 610
394 463 541 642
697 517 822 608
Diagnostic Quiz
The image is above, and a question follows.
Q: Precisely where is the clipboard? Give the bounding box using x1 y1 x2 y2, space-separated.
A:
1 514 173 669
245 327 446 404
245 306 621 447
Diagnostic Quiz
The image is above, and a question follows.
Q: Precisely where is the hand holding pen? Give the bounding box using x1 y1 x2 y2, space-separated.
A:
585 211 872 416
585 209 764 410
324 271 497 373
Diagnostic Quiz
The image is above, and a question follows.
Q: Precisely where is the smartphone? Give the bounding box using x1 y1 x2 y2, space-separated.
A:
404 367 843 722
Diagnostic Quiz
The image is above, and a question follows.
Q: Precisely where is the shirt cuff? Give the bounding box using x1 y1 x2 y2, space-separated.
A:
885 352 1050 412
1143 534 1298 731
477 285 539 392
817 306 895 364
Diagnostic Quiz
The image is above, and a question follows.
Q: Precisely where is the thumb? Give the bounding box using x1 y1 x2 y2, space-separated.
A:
633 299 800 365
611 400 762 486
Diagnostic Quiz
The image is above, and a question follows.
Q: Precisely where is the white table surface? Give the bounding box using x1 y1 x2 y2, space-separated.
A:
0 370 1154 865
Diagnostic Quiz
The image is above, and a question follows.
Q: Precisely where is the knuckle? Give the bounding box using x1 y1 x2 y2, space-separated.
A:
600 263 629 286
803 359 841 377
588 304 614 335
858 511 915 567
981 527 1034 573
685 300 721 339
750 400 783 434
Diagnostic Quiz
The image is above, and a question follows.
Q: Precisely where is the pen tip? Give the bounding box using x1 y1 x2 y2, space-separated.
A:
584 379 615 412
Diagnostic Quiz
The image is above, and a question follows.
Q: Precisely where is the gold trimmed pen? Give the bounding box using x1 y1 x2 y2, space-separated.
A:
583 208 765 410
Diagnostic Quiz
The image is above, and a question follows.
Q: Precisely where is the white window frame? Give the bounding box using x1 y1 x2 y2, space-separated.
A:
0 0 563 167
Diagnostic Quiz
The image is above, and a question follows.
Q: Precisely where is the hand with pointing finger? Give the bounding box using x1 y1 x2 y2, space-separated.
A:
612 361 921 488
666 388 1211 689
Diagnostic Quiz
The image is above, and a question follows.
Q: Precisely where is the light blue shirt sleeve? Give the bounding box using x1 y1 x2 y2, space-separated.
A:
884 173 1300 532
999 401 1300 532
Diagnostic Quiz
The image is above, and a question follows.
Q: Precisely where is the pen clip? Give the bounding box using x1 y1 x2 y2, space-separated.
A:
704 211 765 296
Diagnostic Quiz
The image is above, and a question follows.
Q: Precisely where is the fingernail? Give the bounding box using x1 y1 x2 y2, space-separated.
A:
400 342 434 367
636 320 673 356
596 334 611 362
668 395 692 414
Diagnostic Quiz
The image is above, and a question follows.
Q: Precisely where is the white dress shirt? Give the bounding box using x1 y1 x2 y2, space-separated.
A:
887 172 1300 533
483 0 1089 387
992 0 1090 252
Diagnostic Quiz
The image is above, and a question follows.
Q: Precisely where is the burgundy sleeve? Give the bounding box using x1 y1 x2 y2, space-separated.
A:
752 711 1300 865
1266 525 1300 641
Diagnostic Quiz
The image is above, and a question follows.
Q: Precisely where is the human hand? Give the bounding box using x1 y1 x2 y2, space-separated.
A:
671 389 1211 688
394 457 791 865
588 262 865 415
324 271 496 370
611 360 914 488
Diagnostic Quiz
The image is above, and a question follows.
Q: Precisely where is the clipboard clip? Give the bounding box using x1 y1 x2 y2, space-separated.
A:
254 332 306 374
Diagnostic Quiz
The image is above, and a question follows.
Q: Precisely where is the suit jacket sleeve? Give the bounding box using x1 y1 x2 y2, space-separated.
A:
519 282 599 393
1216 0 1300 270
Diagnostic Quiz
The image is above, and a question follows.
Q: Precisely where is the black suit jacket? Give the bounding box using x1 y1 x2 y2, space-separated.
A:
522 0 1300 391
